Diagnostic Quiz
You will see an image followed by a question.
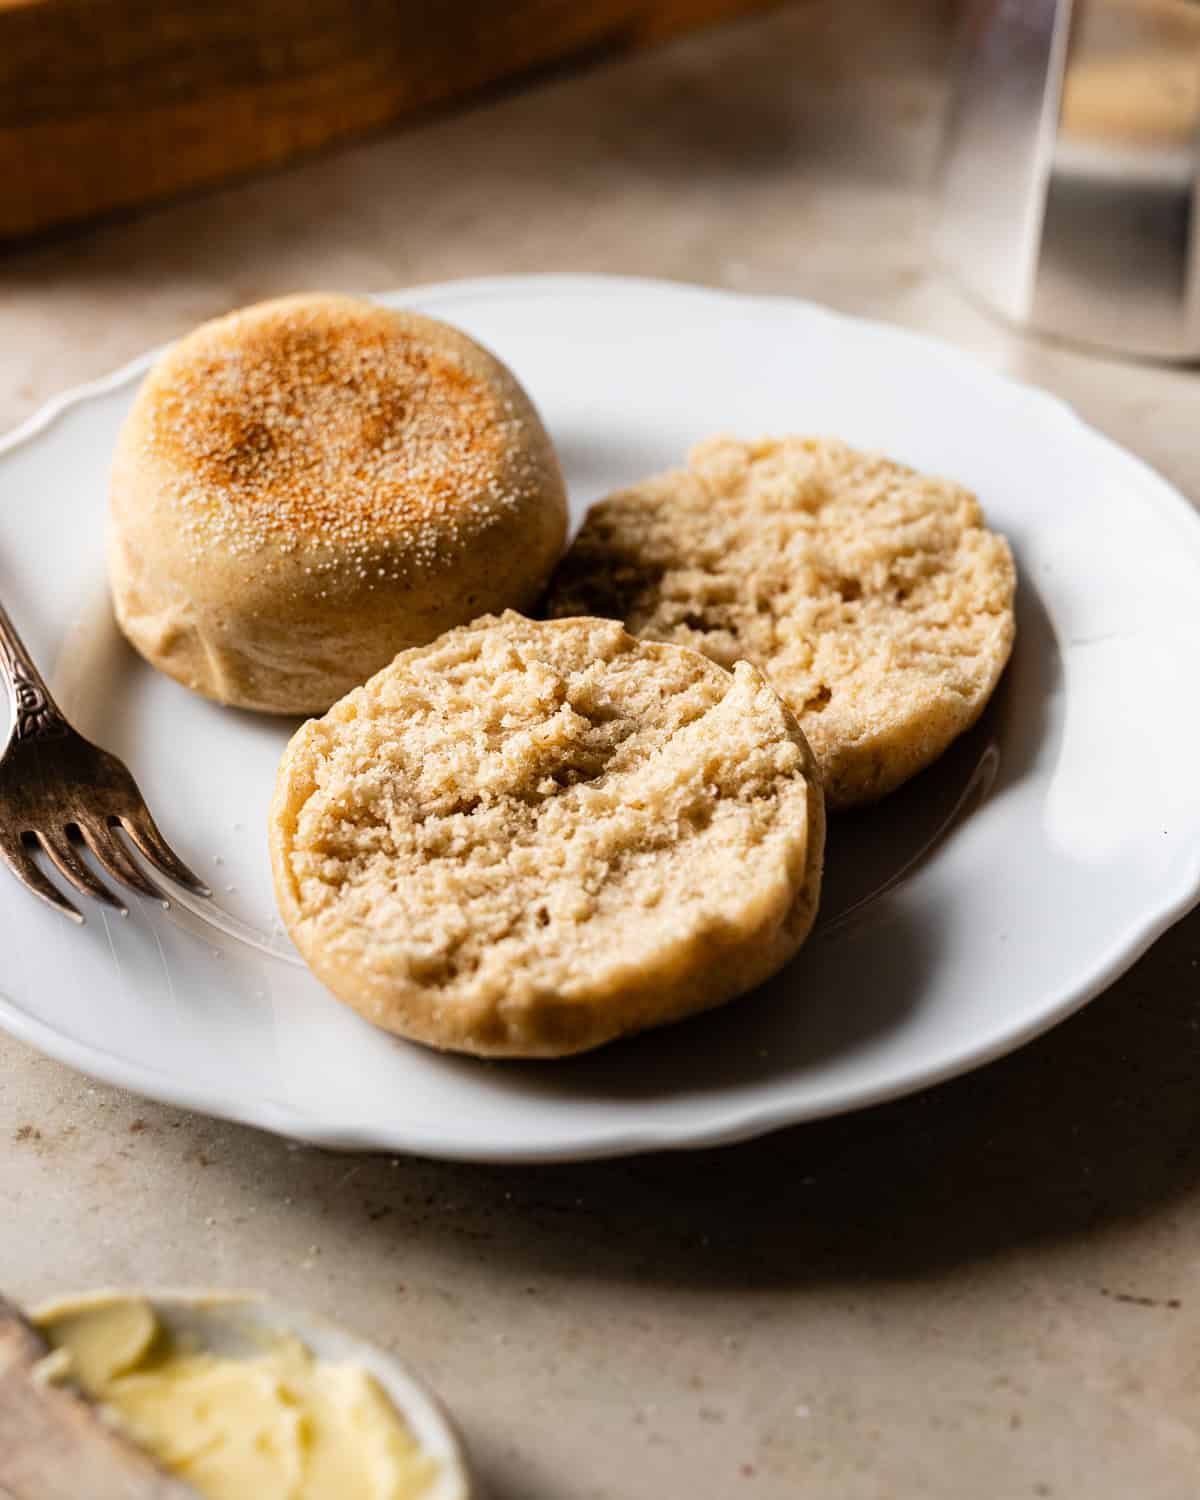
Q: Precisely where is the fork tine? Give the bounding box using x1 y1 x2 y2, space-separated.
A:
0 835 83 923
118 810 211 897
77 821 168 905
38 830 128 915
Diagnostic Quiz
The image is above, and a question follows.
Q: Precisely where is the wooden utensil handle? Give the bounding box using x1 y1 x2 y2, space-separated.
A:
0 1295 199 1500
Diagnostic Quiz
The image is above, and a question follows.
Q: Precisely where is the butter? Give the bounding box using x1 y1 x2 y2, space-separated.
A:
34 1296 440 1500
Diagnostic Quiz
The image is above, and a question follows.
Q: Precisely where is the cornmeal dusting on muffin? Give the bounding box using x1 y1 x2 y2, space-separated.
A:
269 613 825 1057
545 436 1016 807
143 298 537 572
109 295 568 714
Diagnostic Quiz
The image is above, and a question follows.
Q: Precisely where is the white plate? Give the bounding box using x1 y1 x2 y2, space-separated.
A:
2 274 1199 1162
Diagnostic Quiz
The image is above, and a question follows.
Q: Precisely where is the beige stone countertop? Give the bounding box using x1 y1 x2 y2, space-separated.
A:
3 3 1199 1496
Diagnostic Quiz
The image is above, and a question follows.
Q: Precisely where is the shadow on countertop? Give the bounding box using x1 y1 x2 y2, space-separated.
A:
178 897 1200 1296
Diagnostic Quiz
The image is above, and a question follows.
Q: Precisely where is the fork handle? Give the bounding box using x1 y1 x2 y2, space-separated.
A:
0 599 68 743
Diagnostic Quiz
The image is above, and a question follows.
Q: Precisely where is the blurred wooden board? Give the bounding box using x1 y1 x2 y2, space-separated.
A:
0 0 784 239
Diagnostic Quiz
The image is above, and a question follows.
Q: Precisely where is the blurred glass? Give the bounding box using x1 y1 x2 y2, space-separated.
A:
938 0 1200 359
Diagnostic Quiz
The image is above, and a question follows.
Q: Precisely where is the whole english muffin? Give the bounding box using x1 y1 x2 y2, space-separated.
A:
109 293 568 714
269 612 825 1058
545 436 1016 808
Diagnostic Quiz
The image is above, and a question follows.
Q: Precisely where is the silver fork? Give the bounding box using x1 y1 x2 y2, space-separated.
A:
0 598 210 923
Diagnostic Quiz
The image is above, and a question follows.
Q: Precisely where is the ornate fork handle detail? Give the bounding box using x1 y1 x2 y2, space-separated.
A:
0 601 69 742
